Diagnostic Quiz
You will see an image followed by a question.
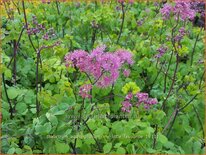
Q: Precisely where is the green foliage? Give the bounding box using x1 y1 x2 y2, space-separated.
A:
1 1 205 154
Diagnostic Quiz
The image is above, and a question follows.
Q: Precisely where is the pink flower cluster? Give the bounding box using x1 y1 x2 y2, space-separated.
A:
155 45 168 58
27 16 45 35
65 45 133 87
160 2 196 21
174 27 187 42
136 93 158 109
123 69 131 77
121 92 133 113
117 0 134 4
27 16 57 41
79 84 92 99
121 92 158 113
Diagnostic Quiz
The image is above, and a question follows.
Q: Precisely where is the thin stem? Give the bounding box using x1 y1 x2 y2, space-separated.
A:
7 27 25 68
73 99 85 152
83 120 101 152
190 27 203 66
152 124 158 149
13 40 17 85
163 51 174 93
11 0 20 15
93 71 105 85
161 54 179 110
178 94 198 112
192 105 205 138
116 3 125 44
166 109 179 137
199 70 205 89
3 1 11 20
149 61 165 91
22 0 38 53
2 74 13 119
55 0 60 15
162 104 178 133
36 51 40 116
91 28 97 49
84 72 93 84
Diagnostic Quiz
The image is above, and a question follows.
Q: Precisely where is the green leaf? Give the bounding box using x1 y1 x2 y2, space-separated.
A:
7 87 19 99
157 132 168 144
16 102 27 114
114 143 122 149
2 108 10 120
7 148 15 154
76 139 82 147
193 141 201 154
46 112 58 126
5 69 12 78
94 126 109 137
55 141 70 153
164 141 174 149
15 148 23 154
147 148 157 153
35 122 52 135
30 108 37 114
116 147 126 154
103 143 112 153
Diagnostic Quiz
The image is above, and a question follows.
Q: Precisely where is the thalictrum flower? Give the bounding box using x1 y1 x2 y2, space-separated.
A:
79 84 92 99
65 45 133 88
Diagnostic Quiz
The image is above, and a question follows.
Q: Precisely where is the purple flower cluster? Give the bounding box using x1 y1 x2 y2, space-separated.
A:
41 0 50 3
190 2 205 15
27 16 45 35
121 92 158 113
160 2 196 21
117 0 134 4
136 92 158 109
174 27 187 42
121 92 133 113
79 84 92 99
121 100 132 113
137 19 144 26
155 46 168 58
42 28 56 40
123 69 130 77
27 16 56 41
160 4 173 20
65 45 133 87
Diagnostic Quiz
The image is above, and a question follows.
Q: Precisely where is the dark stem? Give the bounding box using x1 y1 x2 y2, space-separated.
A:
149 61 165 92
199 70 205 89
11 0 21 15
192 104 205 138
166 109 179 137
116 3 125 44
7 27 24 68
73 99 85 152
178 94 198 112
2 74 13 119
83 120 101 152
163 51 174 93
108 83 115 104
161 54 179 110
152 124 158 149
55 0 60 15
13 40 17 85
190 27 203 66
162 103 178 133
91 28 97 49
22 0 38 53
36 51 40 116
3 1 12 20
